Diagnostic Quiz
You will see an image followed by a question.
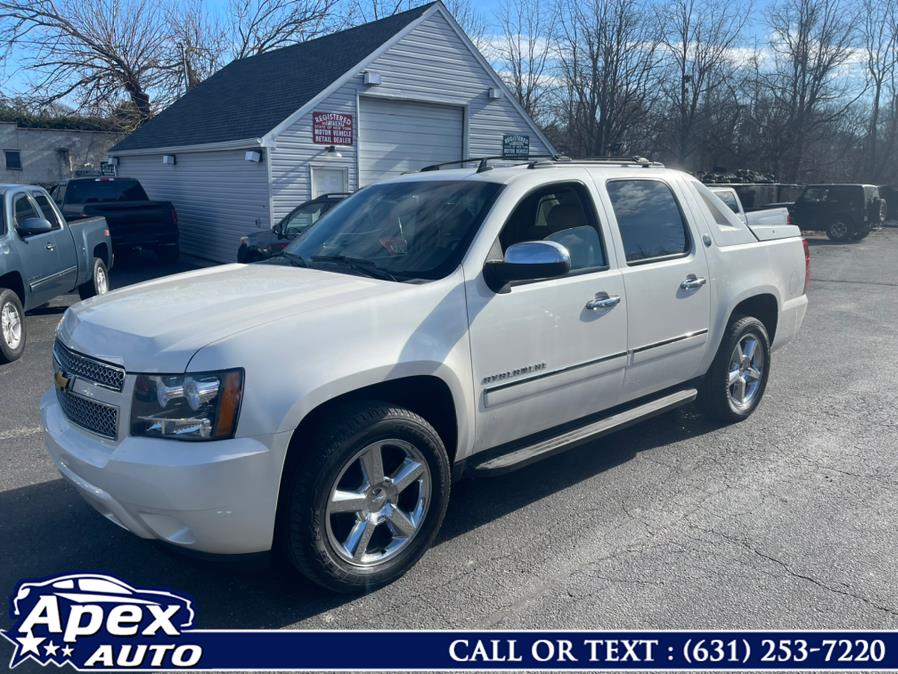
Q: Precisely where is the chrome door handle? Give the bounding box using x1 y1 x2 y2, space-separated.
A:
45 243 55 251
586 293 621 311
680 275 706 290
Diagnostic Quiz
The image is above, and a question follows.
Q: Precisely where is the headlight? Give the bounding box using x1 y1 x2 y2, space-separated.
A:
131 369 243 441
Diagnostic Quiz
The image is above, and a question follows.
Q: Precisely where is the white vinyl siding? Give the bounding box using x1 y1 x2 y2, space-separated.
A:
358 98 462 185
269 9 551 222
116 150 269 262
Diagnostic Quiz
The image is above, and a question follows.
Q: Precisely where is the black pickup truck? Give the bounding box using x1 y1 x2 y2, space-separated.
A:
50 177 179 263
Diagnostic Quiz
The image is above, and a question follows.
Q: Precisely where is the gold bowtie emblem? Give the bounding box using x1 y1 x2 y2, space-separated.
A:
54 369 71 392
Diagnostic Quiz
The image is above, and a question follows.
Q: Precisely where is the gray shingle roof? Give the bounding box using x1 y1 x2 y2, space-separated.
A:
112 4 434 152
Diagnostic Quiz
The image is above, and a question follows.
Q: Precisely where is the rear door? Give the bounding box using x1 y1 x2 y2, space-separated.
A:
595 175 711 401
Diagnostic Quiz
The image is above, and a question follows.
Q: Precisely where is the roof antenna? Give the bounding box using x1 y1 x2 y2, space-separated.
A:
476 158 492 173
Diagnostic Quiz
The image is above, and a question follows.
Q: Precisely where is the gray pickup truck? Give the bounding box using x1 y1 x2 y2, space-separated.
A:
0 184 112 363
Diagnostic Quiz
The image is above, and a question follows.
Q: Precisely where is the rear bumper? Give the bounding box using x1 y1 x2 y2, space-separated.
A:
42 388 292 554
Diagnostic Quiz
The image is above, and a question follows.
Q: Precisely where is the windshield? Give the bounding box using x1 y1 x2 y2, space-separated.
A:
284 180 503 280
280 201 331 236
66 179 148 203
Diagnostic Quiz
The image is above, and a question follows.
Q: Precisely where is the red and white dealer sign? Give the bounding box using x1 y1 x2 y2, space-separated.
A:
312 112 353 145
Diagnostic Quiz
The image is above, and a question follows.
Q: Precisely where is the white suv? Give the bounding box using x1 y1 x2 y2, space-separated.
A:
43 158 809 592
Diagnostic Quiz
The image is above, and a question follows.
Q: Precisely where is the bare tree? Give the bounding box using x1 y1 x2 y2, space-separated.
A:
166 0 227 95
0 0 171 126
344 0 485 45
860 0 898 180
228 0 339 60
495 0 552 122
554 0 661 157
656 0 750 169
765 0 858 182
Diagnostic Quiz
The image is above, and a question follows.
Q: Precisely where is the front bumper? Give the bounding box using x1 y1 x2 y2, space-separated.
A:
42 388 292 554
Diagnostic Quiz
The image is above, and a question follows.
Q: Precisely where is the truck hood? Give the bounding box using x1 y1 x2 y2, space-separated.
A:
58 264 400 372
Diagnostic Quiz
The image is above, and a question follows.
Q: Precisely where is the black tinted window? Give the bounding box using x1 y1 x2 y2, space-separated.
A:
66 179 148 203
607 180 690 263
34 194 63 229
13 194 38 225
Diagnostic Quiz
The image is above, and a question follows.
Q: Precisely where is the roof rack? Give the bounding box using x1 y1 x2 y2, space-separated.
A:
528 156 663 169
420 154 561 174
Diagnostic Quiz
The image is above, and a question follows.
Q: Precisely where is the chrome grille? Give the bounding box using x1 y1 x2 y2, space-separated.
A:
56 388 118 439
53 340 125 392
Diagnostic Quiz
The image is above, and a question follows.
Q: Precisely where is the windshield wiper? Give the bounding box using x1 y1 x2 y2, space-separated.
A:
310 255 399 282
280 251 308 267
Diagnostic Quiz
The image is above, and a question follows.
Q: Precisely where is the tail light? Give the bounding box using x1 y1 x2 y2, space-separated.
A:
787 213 794 225
802 239 811 293
103 228 110 238
171 207 178 226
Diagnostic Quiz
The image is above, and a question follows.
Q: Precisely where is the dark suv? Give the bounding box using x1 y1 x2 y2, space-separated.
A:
237 193 349 263
788 184 887 242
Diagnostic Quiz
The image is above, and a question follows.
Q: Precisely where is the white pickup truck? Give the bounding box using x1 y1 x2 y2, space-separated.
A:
43 158 809 592
709 186 792 235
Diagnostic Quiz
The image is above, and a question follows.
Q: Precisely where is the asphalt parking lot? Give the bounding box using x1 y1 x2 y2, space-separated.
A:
2 232 897 657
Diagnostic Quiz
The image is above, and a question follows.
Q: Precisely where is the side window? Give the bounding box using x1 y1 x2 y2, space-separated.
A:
13 194 39 227
498 183 607 272
606 180 690 264
34 194 64 230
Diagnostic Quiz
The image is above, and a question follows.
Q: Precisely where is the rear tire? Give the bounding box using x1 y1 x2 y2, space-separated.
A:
78 258 109 300
699 315 770 423
0 289 26 363
825 220 851 241
157 244 179 265
281 401 451 593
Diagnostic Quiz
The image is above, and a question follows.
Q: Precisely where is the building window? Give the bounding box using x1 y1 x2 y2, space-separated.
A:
4 150 22 171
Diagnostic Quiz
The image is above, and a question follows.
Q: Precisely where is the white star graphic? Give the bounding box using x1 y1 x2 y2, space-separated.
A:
44 641 59 657
16 632 44 656
61 645 74 658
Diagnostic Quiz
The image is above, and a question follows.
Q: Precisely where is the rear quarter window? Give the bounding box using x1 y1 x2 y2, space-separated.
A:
606 179 690 263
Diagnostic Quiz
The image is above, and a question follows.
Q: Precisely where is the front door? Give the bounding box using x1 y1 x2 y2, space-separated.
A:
466 181 628 451
597 176 711 400
11 193 63 307
33 191 78 296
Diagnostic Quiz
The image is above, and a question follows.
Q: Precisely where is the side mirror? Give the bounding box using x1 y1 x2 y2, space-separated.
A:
17 217 54 237
272 222 283 239
483 240 571 293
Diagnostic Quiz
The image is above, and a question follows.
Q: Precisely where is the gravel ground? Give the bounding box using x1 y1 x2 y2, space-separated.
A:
1 232 896 663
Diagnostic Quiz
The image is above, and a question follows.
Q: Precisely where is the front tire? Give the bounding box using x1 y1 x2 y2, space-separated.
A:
281 402 451 593
699 315 771 422
0 289 26 363
78 258 109 300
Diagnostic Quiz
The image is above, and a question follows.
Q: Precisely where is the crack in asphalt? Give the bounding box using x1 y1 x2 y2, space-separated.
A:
689 525 898 619
811 278 898 287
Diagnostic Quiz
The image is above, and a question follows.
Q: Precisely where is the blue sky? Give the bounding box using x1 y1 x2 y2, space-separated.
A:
0 0 781 102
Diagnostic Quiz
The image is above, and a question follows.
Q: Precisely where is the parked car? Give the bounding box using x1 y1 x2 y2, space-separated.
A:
237 193 349 263
709 186 791 229
785 184 887 241
0 184 112 363
43 159 808 592
50 177 179 262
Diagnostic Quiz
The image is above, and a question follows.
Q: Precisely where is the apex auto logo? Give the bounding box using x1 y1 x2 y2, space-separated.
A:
1 573 201 670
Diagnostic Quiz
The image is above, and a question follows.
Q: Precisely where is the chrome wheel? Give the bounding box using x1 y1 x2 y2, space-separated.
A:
325 439 431 567
1 302 22 350
728 334 765 410
95 265 108 294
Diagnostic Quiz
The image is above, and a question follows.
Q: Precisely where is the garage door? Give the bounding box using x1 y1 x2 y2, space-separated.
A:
359 98 463 186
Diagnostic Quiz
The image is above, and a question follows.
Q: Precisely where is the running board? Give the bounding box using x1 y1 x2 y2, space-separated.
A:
470 388 698 475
